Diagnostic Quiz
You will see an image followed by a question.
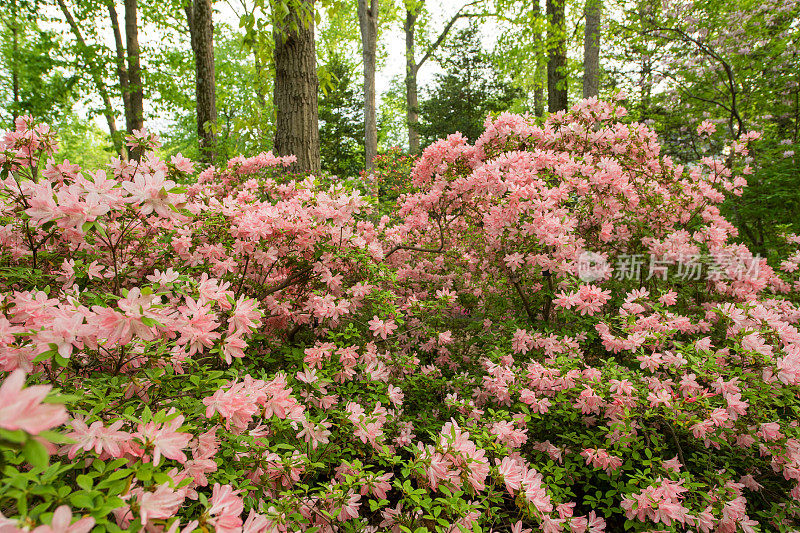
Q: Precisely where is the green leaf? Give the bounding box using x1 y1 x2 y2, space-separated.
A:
37 430 73 444
22 438 49 469
70 492 96 508
0 428 27 443
33 349 58 364
141 316 162 327
102 469 133 483
76 474 94 491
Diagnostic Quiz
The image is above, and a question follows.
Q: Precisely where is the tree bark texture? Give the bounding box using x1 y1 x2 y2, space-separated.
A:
546 0 568 112
186 0 218 164
358 0 379 172
9 0 20 125
56 0 123 155
582 0 601 98
273 0 321 174
403 3 471 153
404 8 420 154
106 1 133 137
123 0 145 143
532 0 545 117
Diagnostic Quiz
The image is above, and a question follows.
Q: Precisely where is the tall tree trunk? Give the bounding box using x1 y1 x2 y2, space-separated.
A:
9 0 20 124
532 0 544 117
56 0 124 156
546 0 568 112
273 0 320 174
186 0 218 164
358 0 379 172
124 0 145 158
106 1 133 137
636 3 650 120
404 8 420 154
640 54 652 120
403 2 472 152
582 0 601 98
253 51 267 106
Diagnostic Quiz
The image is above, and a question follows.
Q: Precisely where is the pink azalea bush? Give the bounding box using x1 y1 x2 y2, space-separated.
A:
1 98 800 532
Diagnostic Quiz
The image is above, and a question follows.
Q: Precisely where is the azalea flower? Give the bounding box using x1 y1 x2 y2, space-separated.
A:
62 419 132 460
207 483 244 532
31 505 95 533
0 370 68 435
138 484 186 524
122 170 179 217
367 316 398 340
134 414 192 466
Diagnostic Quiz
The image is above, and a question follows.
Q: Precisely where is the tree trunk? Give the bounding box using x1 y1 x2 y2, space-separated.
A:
640 54 652 119
403 2 475 151
124 0 145 157
273 0 321 174
56 0 124 156
106 1 133 138
546 0 568 112
404 8 420 154
9 0 20 125
186 0 218 164
582 0 601 98
532 0 544 117
358 0 379 172
253 51 267 106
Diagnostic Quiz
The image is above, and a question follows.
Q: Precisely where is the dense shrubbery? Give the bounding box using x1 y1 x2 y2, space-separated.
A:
2 99 800 532
365 147 417 212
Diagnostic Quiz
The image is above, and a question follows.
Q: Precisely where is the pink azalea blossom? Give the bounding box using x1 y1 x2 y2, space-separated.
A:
367 316 398 340
31 506 95 533
0 370 68 435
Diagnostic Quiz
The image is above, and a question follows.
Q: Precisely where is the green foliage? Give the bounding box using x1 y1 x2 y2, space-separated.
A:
367 147 417 213
417 24 521 145
157 21 277 161
0 7 75 126
722 142 800 257
319 54 365 178
53 115 116 168
378 78 410 151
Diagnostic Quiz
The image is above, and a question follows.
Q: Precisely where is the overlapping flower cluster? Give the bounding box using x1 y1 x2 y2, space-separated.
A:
2 98 800 532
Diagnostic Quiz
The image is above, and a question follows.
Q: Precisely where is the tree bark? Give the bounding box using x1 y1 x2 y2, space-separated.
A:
639 53 652 119
532 0 545 117
404 8 420 154
546 0 568 112
56 0 124 156
253 51 267 106
404 1 476 153
358 0 379 172
186 0 218 164
273 0 321 174
582 0 601 98
124 0 145 154
106 1 133 138
9 0 20 125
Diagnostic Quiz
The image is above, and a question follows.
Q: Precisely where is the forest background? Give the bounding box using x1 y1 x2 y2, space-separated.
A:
0 0 798 266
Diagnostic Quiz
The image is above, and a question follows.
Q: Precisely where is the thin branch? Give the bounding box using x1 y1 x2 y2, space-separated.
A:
648 25 745 137
417 0 482 69
384 214 447 258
